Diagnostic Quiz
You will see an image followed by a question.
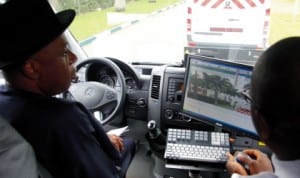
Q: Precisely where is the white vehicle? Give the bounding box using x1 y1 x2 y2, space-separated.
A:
185 0 271 61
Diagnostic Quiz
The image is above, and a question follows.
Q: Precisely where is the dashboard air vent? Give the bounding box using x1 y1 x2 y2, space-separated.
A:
151 75 161 99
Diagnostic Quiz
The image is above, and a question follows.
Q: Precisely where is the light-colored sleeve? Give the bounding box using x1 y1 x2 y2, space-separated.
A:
0 118 39 178
231 173 242 178
231 172 278 178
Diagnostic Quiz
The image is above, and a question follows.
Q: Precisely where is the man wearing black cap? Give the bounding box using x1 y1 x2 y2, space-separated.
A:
0 0 136 178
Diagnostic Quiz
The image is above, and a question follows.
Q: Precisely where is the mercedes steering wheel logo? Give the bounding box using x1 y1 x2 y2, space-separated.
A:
85 87 95 97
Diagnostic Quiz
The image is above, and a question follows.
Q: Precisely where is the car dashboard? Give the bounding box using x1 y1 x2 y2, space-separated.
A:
83 57 212 133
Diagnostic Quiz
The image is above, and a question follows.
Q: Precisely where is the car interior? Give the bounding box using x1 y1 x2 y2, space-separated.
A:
1 0 299 177
60 32 272 177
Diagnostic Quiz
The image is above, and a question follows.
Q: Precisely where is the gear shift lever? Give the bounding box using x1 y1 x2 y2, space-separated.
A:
147 120 160 139
146 120 166 157
147 120 165 144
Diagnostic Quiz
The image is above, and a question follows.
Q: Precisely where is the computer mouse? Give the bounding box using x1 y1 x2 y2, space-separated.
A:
234 151 251 170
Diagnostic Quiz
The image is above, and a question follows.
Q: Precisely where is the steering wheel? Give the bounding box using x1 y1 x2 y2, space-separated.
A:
68 57 126 125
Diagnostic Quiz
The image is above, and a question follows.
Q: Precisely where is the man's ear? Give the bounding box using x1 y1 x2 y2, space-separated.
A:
252 109 270 141
22 60 39 80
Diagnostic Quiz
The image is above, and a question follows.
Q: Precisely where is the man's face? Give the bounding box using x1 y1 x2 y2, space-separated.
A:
31 35 78 95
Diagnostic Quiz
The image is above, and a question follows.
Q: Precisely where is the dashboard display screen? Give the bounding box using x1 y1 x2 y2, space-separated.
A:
181 55 258 138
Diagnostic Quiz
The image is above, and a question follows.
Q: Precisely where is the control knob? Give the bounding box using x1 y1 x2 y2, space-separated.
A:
164 109 174 119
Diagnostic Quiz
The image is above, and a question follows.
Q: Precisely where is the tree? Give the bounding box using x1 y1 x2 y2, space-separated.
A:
96 0 114 9
114 0 126 12
202 73 235 105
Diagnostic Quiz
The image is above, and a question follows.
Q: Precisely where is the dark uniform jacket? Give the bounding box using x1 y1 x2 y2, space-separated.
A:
0 85 134 178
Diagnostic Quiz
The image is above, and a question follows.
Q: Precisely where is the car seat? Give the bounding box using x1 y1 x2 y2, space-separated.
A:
0 117 52 178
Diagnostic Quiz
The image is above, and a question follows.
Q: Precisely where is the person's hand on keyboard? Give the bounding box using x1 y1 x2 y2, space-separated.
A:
226 151 248 175
226 149 273 176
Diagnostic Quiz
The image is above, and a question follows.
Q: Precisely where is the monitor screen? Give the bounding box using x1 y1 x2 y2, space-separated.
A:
181 55 258 139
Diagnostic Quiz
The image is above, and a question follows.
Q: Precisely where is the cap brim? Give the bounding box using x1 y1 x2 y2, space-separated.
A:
56 9 76 35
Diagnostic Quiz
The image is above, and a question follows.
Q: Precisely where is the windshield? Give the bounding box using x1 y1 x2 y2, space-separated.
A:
49 0 300 65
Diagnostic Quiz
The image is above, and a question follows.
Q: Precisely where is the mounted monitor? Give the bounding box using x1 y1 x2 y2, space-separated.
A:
181 55 258 139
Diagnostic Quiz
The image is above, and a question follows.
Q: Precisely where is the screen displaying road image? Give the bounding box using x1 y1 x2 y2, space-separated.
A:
182 56 258 137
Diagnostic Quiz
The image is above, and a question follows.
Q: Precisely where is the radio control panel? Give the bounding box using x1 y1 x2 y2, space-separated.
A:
160 70 185 130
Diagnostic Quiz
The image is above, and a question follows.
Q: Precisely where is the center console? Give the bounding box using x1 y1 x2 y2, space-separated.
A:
148 65 217 134
161 68 184 125
159 67 214 133
147 63 271 178
148 63 271 153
